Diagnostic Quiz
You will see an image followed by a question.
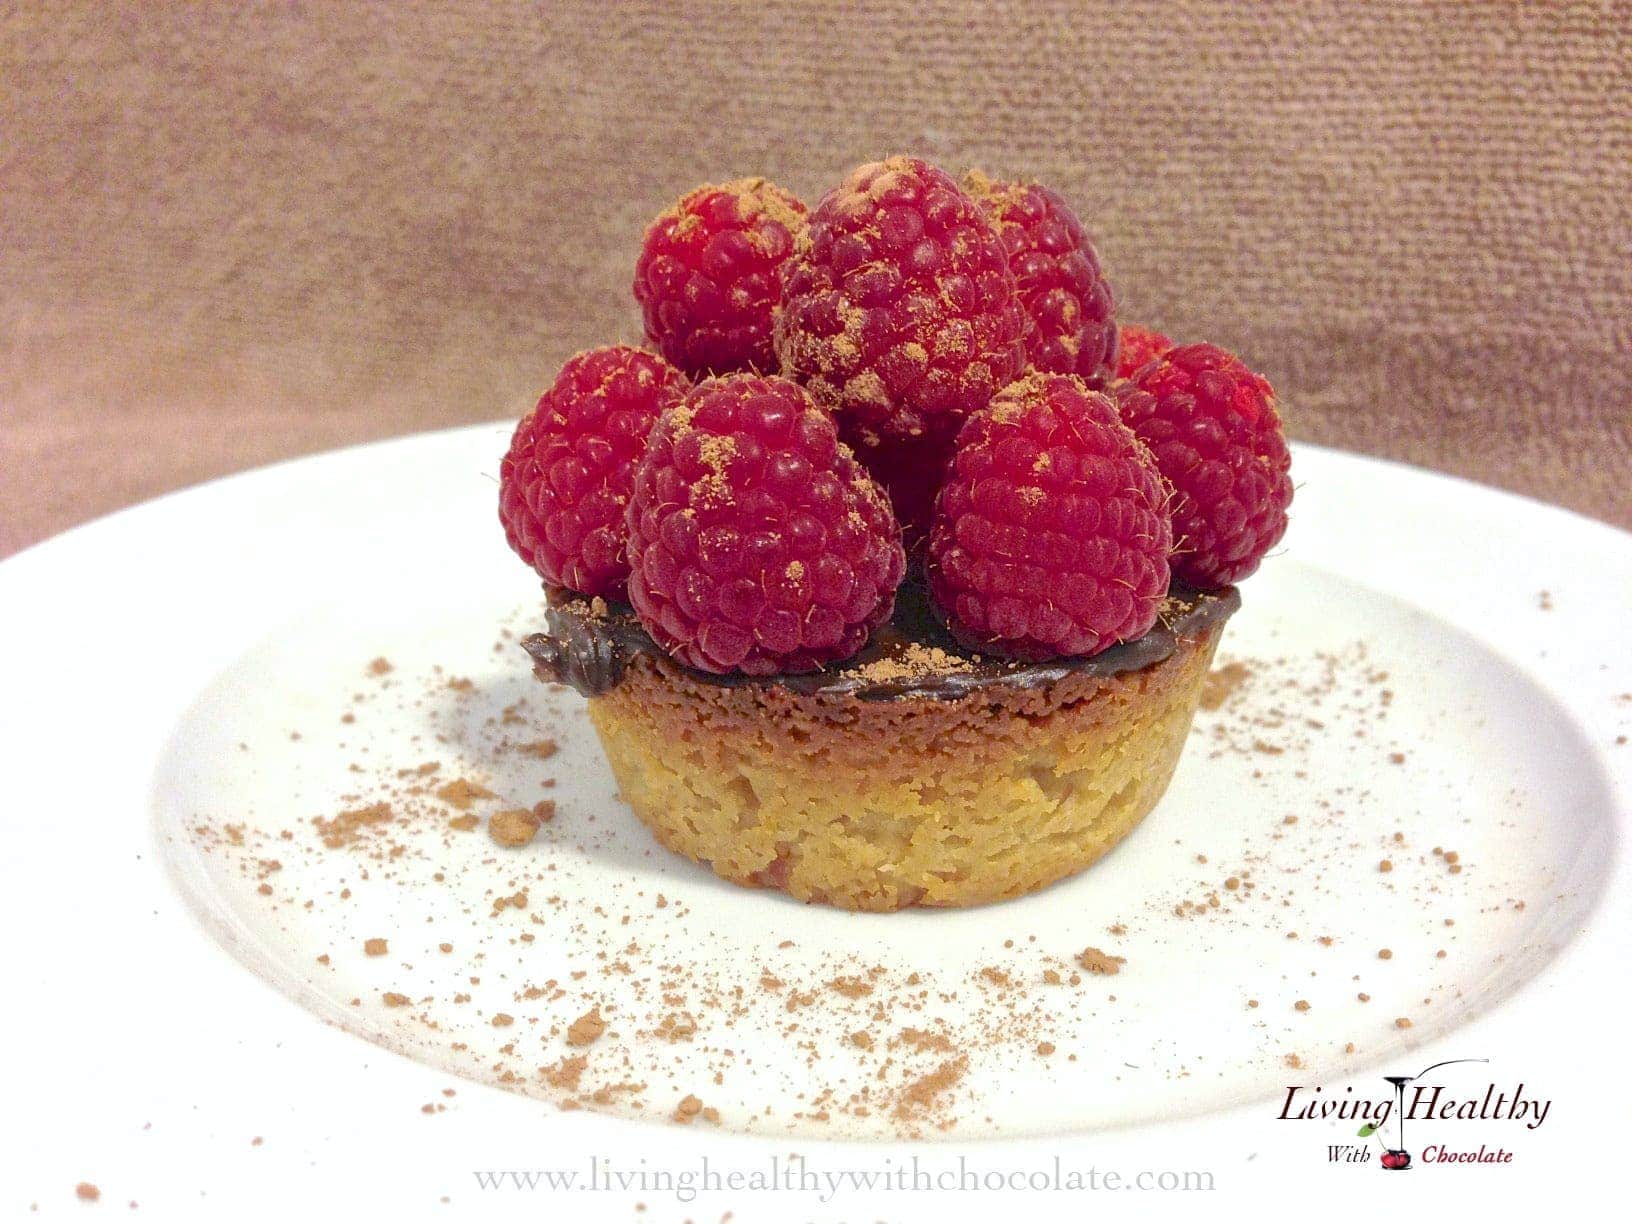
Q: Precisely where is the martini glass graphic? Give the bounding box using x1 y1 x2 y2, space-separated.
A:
1374 1058 1489 1170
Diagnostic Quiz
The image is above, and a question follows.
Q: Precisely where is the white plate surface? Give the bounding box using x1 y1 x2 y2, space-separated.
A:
2 428 1628 1221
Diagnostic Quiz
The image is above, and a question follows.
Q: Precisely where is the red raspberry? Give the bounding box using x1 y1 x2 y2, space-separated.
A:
1115 323 1173 379
1115 343 1293 588
774 156 1027 448
633 179 807 377
965 172 1118 388
626 374 906 675
499 345 690 599
928 373 1172 660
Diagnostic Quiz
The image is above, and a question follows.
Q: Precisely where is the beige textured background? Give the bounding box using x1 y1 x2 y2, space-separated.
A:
3 0 1630 559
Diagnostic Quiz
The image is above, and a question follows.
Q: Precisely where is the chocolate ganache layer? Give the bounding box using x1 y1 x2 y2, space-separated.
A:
523 580 1239 703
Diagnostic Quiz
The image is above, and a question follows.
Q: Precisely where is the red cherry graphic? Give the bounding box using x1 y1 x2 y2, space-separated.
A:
1381 1150 1412 1171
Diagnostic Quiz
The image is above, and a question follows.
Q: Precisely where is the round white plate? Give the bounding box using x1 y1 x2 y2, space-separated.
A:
2 428 1628 1221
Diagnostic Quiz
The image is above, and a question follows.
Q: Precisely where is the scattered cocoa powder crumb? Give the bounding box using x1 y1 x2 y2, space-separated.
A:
488 807 543 848
1041 969 1062 986
849 642 972 684
1224 876 1240 891
1388 752 1406 764
541 1055 588 1091
652 1012 697 1042
382 992 412 1007
76 1184 100 1202
893 1056 968 1121
566 1006 606 1047
1247 999 1259 1009
1358 992 1371 1002
491 890 528 915
367 657 393 676
898 1027 954 1054
491 1013 514 1028
434 778 496 810
438 942 453 954
1075 946 1125 976
1199 661 1251 710
850 1031 873 1050
1344 1042 1357 1054
519 739 559 760
363 938 388 957
1395 1017 1414 1029
1285 1053 1304 1069
1294 999 1310 1012
313 802 393 849
447 814 479 832
674 1094 704 1122
1036 1041 1055 1056
1378 859 1393 873
1377 948 1393 960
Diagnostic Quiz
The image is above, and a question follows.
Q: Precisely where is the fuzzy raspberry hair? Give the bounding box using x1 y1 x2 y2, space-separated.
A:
625 374 906 675
499 345 690 599
928 372 1172 660
773 156 1028 448
965 171 1118 388
633 178 807 377
1115 343 1292 588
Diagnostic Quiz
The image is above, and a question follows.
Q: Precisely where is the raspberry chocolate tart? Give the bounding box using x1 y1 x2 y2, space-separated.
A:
499 157 1291 912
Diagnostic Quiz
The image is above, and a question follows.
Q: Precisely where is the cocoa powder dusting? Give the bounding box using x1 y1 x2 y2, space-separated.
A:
179 622 1509 1140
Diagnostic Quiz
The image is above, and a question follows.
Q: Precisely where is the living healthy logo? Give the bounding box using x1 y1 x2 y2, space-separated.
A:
1278 1059 1553 1170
